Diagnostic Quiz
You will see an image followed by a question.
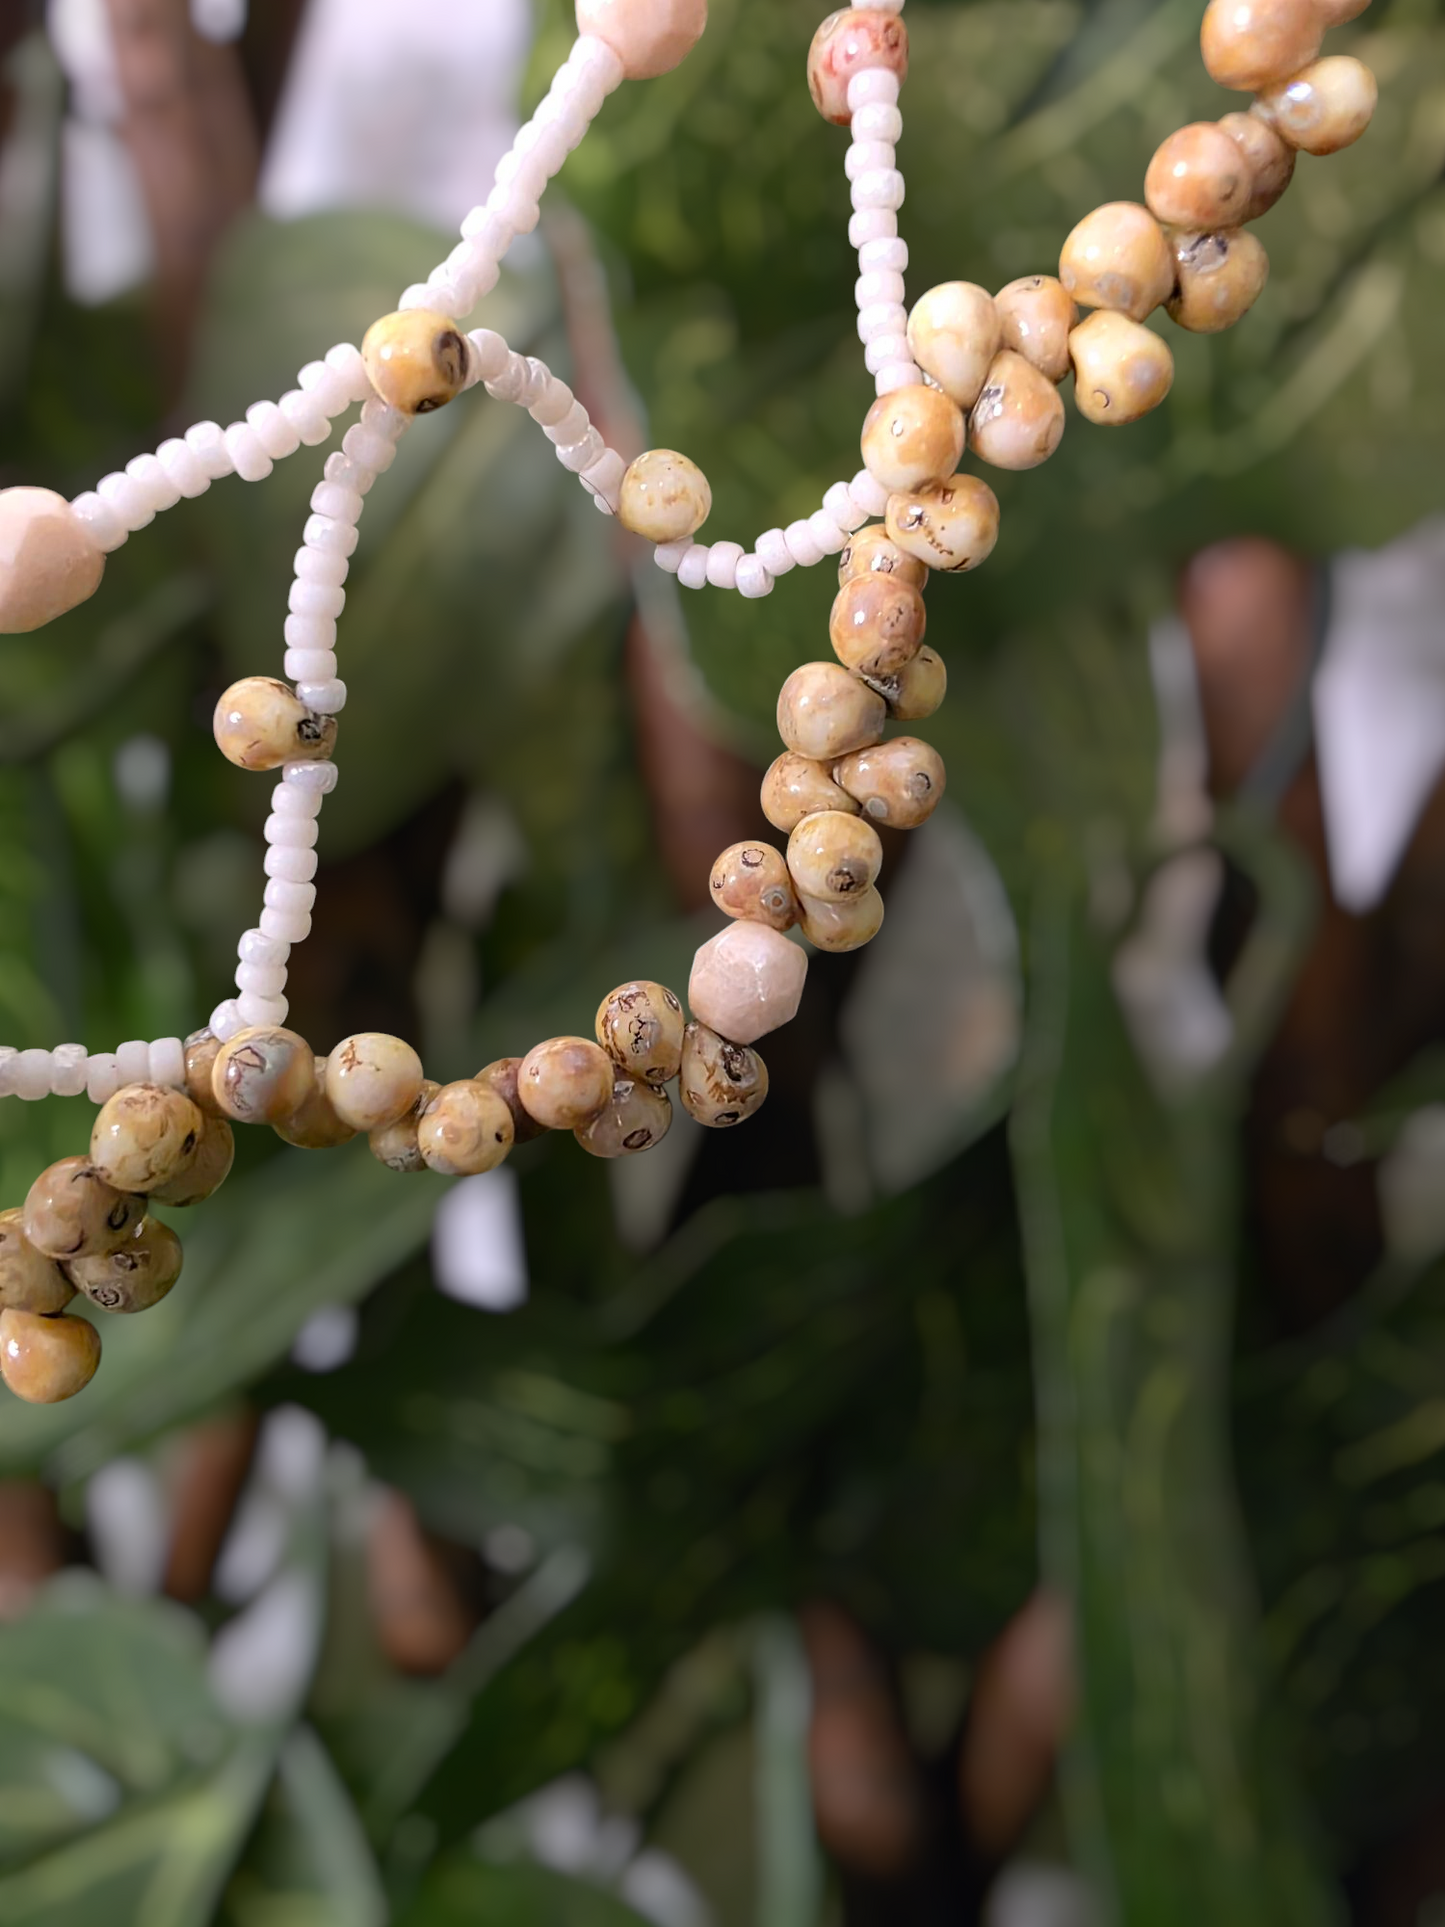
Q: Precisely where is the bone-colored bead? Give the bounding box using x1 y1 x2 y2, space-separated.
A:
475 1060 547 1144
22 1157 144 1261
968 350 1066 471
708 844 798 931
576 0 706 79
0 1309 101 1404
519 1037 615 1131
1145 122 1252 230
68 1219 183 1314
213 678 337 772
797 886 885 953
777 662 886 761
994 276 1077 383
576 1075 674 1158
362 309 470 410
183 1030 226 1117
325 1033 425 1132
90 1083 204 1193
1255 55 1377 155
833 737 946 829
688 922 808 1046
808 8 908 124
368 1080 440 1172
761 752 861 834
0 1209 75 1314
829 572 926 681
869 644 947 721
1167 229 1270 334
275 1059 359 1148
1069 312 1175 425
905 282 1001 410
618 450 711 544
837 524 928 592
595 981 687 1085
1059 203 1174 321
418 1081 515 1176
861 386 966 493
149 1113 235 1205
213 1026 317 1125
678 1023 770 1128
1200 0 1321 91
885 473 999 574
0 488 106 632
787 810 883 902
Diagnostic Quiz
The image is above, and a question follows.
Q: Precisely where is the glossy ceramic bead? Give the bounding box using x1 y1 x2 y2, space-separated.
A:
475 1060 548 1145
968 350 1066 471
1059 203 1174 321
275 1059 359 1148
618 450 712 543
1256 56 1377 154
797 886 885 953
418 1081 515 1176
595 981 689 1086
1200 0 1321 91
0 1309 100 1404
0 1209 75 1314
576 0 707 79
1167 229 1270 333
905 282 1001 409
369 1080 440 1173
22 1157 143 1261
708 845 798 931
1145 122 1252 229
777 662 886 760
149 1113 235 1206
213 678 337 772
837 524 928 592
993 276 1077 383
576 1075 674 1158
0 488 106 632
90 1083 203 1193
519 1037 616 1131
760 752 861 834
213 1026 317 1125
324 1033 425 1132
68 1219 183 1314
808 8 908 124
678 1023 770 1128
833 737 946 829
860 386 966 493
688 922 807 1045
1217 112 1296 221
786 810 883 902
829 572 926 680
885 473 1000 574
361 309 470 410
1069 312 1175 425
871 644 947 720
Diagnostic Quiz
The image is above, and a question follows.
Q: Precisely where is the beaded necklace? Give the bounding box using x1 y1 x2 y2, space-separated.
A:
0 0 1380 1402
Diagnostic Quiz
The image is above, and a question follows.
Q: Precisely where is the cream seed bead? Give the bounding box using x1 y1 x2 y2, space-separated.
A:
808 510 850 557
677 544 711 590
186 420 235 479
829 571 926 679
850 467 890 519
968 351 1066 471
576 1076 673 1159
116 1039 150 1085
156 438 210 497
149 1037 186 1088
858 300 908 342
298 680 346 715
885 473 1000 574
689 922 808 1047
0 489 106 632
519 1037 615 1132
834 737 947 829
787 810 883 902
125 453 181 513
852 105 903 147
13 1050 51 1100
797 886 886 953
777 662 887 760
86 1054 121 1105
0 1210 74 1315
706 542 745 590
214 679 336 772
0 1310 101 1405
275 1060 358 1149
70 493 127 553
864 334 909 374
838 524 927 591
847 142 896 184
419 1081 514 1176
861 386 966 493
240 928 292 965
851 170 905 213
619 450 712 544
575 0 704 81
294 546 348 587
236 962 287 997
213 1026 316 1125
1167 229 1270 334
809 9 909 125
51 1043 89 1098
237 991 289 1030
876 359 925 396
1069 311 1175 425
247 400 301 461
325 1032 425 1132
261 909 312 948
23 1157 144 1261
311 482 364 525
151 1113 234 1205
285 650 339 684
1256 56 1377 155
1059 203 1174 321
736 554 774 598
263 878 316 916
265 812 319 848
69 1219 184 1315
209 1000 246 1043
279 390 332 444
289 581 345 620
856 270 905 311
709 843 798 931
849 208 899 250
1144 122 1252 230
264 846 318 884
907 283 1001 409
596 981 687 1085
756 529 795 578
870 643 946 721
96 471 155 532
1218 113 1296 222
303 515 359 558
91 1084 203 1193
761 752 861 835
224 423 273 483
678 1024 769 1129
1200 0 1321 92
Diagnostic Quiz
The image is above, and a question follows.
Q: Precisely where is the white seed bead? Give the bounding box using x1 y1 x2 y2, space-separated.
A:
856 270 906 311
529 378 575 428
86 1052 121 1104
851 169 906 213
784 518 826 568
485 359 527 403
399 282 439 313
116 1038 150 1084
297 361 355 417
303 514 358 558
823 481 869 531
225 422 273 482
239 928 290 966
487 182 539 234
849 208 898 249
876 359 923 394
297 679 347 714
459 209 514 258
128 453 183 512
467 329 510 380
571 32 625 93
858 302 908 344
293 547 349 588
148 1036 185 1087
846 140 896 181
864 332 911 373
288 580 345 620
186 420 235 478
736 554 774 598
580 448 625 510
654 540 689 575
156 437 210 498
858 234 908 273
284 649 339 683
236 961 287 997
264 878 316 916
70 492 128 552
283 761 338 795
323 458 375 500
324 342 371 403
0 1048 15 1095
677 544 711 591
556 429 606 474
247 400 301 461
269 787 321 824
847 70 901 111
284 615 339 654
51 1043 88 1098
544 400 591 446
237 989 289 1030
14 1048 51 1099
210 1000 246 1041
341 424 396 474
279 389 332 444
97 471 155 532
852 103 903 143
706 541 745 590
808 509 850 555
310 482 364 525
850 468 890 517
264 812 319 849
756 528 795 576
494 146 548 201
264 844 318 883
259 907 312 945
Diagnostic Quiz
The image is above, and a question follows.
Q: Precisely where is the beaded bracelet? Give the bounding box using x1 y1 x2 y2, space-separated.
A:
0 0 1380 1405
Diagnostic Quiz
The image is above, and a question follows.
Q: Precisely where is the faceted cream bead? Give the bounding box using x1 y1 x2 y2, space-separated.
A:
275 1060 359 1148
23 1157 144 1261
362 310 471 410
618 450 711 543
797 886 885 953
90 1084 203 1193
213 678 337 772
861 386 966 493
519 1037 615 1131
688 922 807 1046
1069 312 1175 426
678 1023 769 1128
1167 230 1270 334
1256 56 1377 155
183 1029 226 1117
833 737 946 829
777 662 886 761
885 473 1000 574
1145 123 1252 230
0 1309 101 1404
837 524 927 592
994 276 1077 384
576 1076 674 1158
369 1081 440 1173
0 1209 75 1314
1059 204 1174 321
213 1026 317 1125
150 1114 234 1206
1217 112 1296 221
905 282 1000 410
0 488 105 632
1200 0 1321 91
418 1081 515 1177
708 844 798 931
575 0 706 80
68 1220 183 1314
595 982 687 1085
760 752 861 835
968 351 1066 471
808 8 908 124
476 1059 548 1144
325 1033 425 1132
786 810 883 903
829 572 926 680
874 644 946 720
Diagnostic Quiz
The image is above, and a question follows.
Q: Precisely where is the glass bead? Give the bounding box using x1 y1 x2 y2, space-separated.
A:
361 310 471 412
808 8 909 125
688 923 808 1046
213 678 337 773
617 450 712 544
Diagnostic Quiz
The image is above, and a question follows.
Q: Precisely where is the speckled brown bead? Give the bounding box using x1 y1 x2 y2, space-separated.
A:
618 450 712 544
708 846 798 933
787 811 883 902
1069 312 1175 425
0 1309 100 1404
860 386 966 494
1059 203 1174 321
475 1060 547 1145
362 309 471 412
864 644 947 722
1200 0 1320 92
90 1083 203 1194
678 1024 770 1128
1145 122 1252 231
325 1033 425 1133
1167 229 1270 334
837 525 928 593
885 474 999 574
576 1076 674 1159
369 1080 440 1173
1218 112 1296 222
518 1037 615 1132
213 1026 317 1126
213 678 337 773
418 1081 515 1177
149 1113 235 1206
833 737 946 829
275 1059 359 1148
0 1209 75 1315
760 752 861 835
994 276 1077 384
777 663 886 761
968 350 1066 471
183 1030 226 1118
1256 56 1377 155
797 886 886 953
22 1158 144 1262
808 7 908 124
68 1219 183 1314
906 282 1001 410
829 572 926 679
595 982 688 1085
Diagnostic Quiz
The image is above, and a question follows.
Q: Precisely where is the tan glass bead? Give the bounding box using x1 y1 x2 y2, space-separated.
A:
576 0 708 80
213 678 337 773
708 845 798 932
837 524 928 593
829 572 926 680
519 1037 615 1131
68 1219 183 1315
618 450 712 544
475 1060 547 1145
968 350 1066 472
777 662 886 762
678 1023 769 1128
576 1075 674 1159
906 282 1001 410
183 1029 226 1118
689 921 808 1046
595 981 688 1084
23 1157 144 1262
325 1033 425 1133
1059 203 1174 322
797 886 885 954
0 488 105 634
213 1025 317 1125
418 1081 515 1177
0 1210 75 1315
370 1080 440 1173
787 811 883 902
760 752 860 835
1145 122 1252 230
861 386 966 495
1069 312 1175 426
808 7 908 124
866 644 947 721
994 276 1077 384
362 310 471 412
885 473 999 574
833 737 946 829
1200 0 1321 92
275 1059 359 1148
1167 229 1270 335
1256 56 1377 155
1218 112 1297 221
150 1113 235 1206
0 1309 100 1404
90 1083 203 1194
